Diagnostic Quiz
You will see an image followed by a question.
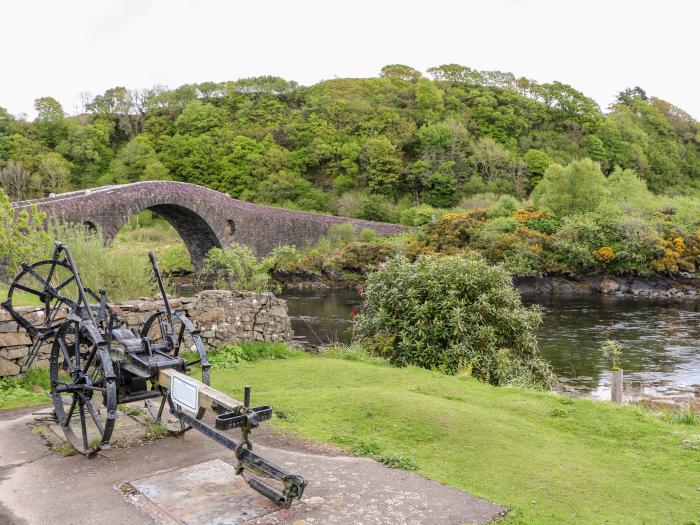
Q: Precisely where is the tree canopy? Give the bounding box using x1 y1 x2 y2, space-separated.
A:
0 66 697 215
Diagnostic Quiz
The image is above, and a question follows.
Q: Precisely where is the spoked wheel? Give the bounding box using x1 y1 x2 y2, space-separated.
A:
49 318 117 457
141 310 210 432
4 258 81 333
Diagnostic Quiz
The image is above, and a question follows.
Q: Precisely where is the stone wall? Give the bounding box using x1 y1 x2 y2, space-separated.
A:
0 290 294 377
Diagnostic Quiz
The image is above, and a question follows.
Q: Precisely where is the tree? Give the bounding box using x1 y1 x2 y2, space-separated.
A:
426 64 484 84
422 161 458 207
415 79 444 124
36 152 71 194
88 86 142 140
360 136 402 196
380 64 422 82
104 135 169 184
532 158 607 215
523 149 552 181
472 137 510 181
34 97 66 147
174 100 225 135
0 161 31 200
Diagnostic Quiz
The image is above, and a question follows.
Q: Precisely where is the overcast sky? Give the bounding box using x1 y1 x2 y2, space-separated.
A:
2 0 698 119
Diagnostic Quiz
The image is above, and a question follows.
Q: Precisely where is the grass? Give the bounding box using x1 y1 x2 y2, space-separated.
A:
209 350 700 525
0 283 43 307
0 368 51 410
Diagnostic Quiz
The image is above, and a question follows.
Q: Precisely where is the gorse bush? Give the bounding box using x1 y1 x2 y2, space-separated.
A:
354 253 555 388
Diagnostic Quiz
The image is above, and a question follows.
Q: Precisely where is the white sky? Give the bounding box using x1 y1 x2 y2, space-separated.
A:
1 0 698 119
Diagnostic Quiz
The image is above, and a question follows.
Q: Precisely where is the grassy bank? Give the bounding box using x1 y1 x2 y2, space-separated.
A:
210 350 700 525
0 369 50 410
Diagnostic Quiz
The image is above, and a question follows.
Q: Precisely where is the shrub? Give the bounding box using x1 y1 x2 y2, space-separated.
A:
416 210 488 254
201 244 271 292
354 253 555 388
473 220 549 276
512 207 561 234
264 245 303 273
487 195 520 218
208 342 301 370
332 242 397 274
358 195 395 222
400 205 441 226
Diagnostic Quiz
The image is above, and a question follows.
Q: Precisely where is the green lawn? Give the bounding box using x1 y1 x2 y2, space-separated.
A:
0 369 51 410
211 353 700 525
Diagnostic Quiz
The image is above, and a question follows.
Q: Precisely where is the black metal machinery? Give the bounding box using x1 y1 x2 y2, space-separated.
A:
1 241 306 507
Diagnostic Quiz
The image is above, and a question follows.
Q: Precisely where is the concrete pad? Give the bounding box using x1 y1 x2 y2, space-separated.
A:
131 459 281 524
0 406 506 525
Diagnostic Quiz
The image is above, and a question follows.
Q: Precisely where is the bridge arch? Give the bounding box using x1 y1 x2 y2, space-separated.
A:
112 204 222 270
12 181 407 268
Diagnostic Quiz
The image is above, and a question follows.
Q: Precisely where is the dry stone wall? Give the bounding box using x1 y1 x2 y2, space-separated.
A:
0 290 294 377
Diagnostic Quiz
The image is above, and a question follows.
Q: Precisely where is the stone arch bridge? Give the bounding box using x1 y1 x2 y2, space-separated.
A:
11 181 406 268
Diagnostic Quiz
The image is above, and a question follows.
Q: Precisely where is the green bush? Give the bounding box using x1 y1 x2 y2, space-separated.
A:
487 195 521 218
354 253 555 388
400 204 441 226
358 195 395 222
201 244 271 292
332 241 397 274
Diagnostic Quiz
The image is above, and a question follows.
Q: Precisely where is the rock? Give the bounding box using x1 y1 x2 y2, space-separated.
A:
599 277 620 294
0 332 31 347
0 347 29 360
0 356 20 376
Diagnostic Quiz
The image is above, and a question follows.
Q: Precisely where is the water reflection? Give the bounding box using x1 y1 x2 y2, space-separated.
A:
280 288 700 401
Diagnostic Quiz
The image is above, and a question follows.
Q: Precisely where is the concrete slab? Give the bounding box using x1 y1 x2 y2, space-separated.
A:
131 459 281 524
0 405 507 525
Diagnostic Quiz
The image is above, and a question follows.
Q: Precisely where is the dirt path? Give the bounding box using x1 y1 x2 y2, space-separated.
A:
0 405 506 524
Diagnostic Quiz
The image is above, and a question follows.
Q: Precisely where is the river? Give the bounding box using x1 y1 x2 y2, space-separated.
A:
279 287 700 401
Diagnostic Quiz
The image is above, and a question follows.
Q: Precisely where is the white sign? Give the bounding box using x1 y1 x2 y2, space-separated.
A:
170 373 199 414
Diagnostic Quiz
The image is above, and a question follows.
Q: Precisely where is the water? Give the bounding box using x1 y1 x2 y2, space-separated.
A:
280 287 700 401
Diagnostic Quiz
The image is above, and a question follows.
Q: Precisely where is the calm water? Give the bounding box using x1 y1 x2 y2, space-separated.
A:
280 288 700 401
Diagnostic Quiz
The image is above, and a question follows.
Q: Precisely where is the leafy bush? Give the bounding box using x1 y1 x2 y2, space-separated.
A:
412 210 488 254
487 195 521 218
358 195 396 222
400 204 441 226
202 244 271 292
332 241 397 274
354 253 555 388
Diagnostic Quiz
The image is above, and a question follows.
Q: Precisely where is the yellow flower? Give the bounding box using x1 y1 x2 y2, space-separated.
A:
593 246 615 263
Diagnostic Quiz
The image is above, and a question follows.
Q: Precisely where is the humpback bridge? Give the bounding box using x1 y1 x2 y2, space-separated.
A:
11 181 406 267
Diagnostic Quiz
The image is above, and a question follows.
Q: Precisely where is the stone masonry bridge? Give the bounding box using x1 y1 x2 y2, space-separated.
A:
11 181 406 268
